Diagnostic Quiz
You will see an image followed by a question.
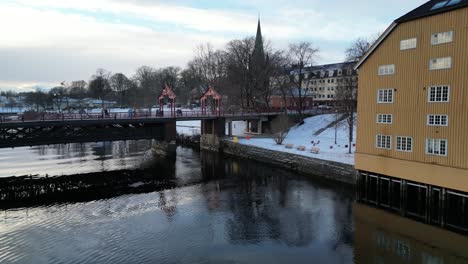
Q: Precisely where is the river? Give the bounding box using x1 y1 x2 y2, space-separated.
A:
0 140 466 263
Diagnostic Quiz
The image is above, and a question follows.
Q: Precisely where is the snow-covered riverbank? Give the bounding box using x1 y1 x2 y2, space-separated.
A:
236 114 356 165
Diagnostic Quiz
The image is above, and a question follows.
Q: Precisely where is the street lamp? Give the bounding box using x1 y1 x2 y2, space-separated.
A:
53 93 59 113
334 109 339 145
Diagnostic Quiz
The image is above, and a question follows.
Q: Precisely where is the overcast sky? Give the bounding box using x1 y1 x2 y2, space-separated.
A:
0 0 427 91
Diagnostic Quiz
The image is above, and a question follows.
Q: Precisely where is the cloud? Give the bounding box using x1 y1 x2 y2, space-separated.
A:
0 3 229 89
0 0 428 90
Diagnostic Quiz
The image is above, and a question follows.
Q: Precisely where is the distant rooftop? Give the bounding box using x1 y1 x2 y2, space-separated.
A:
395 0 468 23
288 62 355 78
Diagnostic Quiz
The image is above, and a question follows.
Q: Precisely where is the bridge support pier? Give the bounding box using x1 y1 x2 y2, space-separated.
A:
246 118 267 134
200 118 225 152
152 121 177 159
227 121 233 137
163 121 177 142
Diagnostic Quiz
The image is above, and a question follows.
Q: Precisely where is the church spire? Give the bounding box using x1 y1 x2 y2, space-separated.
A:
253 17 265 67
254 18 264 58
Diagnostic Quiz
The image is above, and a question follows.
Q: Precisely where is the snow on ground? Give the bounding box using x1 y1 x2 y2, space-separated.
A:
177 120 247 136
177 120 201 136
230 121 247 136
236 114 356 165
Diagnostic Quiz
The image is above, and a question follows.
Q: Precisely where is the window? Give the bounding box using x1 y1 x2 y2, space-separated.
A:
377 89 394 103
426 139 447 156
378 64 395 75
400 38 417 50
431 1 448 10
338 70 342 76
430 57 452 70
427 114 448 126
447 0 462 6
431 31 453 45
428 86 449 102
376 135 392 149
377 114 393 124
396 136 413 152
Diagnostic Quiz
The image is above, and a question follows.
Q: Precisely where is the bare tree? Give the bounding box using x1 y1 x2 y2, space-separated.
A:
24 90 51 112
282 42 319 121
271 114 291 145
258 50 286 110
225 37 255 108
191 43 227 87
157 67 181 90
345 34 379 62
89 68 112 109
334 36 377 153
225 37 285 110
133 66 158 110
109 73 131 107
335 70 357 154
180 65 204 105
49 86 69 112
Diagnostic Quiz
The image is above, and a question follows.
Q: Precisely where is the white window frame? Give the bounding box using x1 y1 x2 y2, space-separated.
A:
396 136 413 152
429 57 452 70
431 31 453 45
428 85 450 102
400 38 417 50
377 114 393 124
376 134 392 150
426 138 448 156
427 114 448 126
378 64 395 76
377 89 394 103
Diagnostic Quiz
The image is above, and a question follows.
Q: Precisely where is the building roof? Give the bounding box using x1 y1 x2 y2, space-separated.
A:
306 62 354 72
308 62 355 78
355 0 468 70
288 62 355 78
395 0 468 23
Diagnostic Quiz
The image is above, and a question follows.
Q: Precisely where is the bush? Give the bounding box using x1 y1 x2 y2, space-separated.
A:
273 130 288 145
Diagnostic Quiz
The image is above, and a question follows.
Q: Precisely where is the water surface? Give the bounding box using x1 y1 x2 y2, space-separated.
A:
0 141 466 263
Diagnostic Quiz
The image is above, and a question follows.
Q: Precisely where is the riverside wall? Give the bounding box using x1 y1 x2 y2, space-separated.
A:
220 139 357 185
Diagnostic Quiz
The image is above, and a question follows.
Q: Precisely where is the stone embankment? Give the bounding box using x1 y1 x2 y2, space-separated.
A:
220 139 357 185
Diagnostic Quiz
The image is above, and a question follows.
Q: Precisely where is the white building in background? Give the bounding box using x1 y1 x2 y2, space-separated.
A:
303 62 357 106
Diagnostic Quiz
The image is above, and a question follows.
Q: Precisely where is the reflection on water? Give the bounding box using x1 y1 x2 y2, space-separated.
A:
0 142 466 263
0 140 153 177
0 146 355 264
354 203 468 264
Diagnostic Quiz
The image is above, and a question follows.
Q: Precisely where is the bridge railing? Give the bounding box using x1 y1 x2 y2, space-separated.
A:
0 108 333 124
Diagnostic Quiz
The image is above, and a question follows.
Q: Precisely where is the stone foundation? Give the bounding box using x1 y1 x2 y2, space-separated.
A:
221 139 357 185
200 134 221 152
152 140 177 159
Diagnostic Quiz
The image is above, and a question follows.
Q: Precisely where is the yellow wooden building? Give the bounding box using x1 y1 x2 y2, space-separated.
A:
354 0 468 232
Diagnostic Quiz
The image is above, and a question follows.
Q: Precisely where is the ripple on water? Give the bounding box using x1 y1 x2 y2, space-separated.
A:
0 140 153 178
0 146 363 264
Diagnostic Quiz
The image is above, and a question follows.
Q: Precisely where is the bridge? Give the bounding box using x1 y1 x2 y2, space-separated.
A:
0 110 284 148
0 85 323 149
